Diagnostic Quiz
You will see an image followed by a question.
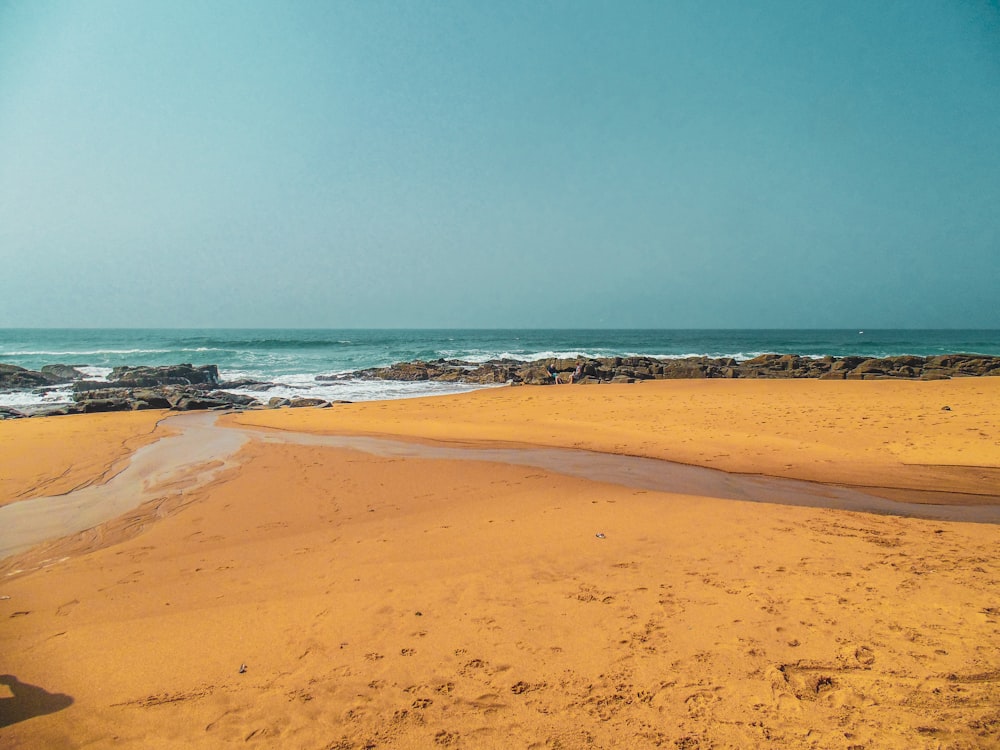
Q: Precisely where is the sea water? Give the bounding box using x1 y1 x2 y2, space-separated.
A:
1 328 998 408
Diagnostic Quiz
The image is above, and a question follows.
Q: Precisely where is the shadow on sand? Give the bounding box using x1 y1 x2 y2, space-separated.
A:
0 674 73 728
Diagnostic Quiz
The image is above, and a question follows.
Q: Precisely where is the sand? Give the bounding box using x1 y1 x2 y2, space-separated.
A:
1 379 998 749
0 410 167 507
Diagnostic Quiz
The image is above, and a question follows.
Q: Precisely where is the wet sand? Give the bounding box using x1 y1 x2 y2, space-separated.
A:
1 379 998 748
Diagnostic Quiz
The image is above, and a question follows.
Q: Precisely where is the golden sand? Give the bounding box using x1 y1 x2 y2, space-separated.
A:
0 410 167 507
1 379 998 748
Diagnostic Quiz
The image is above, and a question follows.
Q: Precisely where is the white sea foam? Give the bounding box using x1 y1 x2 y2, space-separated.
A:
221 375 497 405
77 366 113 380
0 385 74 409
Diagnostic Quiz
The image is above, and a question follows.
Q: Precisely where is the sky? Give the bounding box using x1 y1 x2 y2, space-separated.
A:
1 0 998 329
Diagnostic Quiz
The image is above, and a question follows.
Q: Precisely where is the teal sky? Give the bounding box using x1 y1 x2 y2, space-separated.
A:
1 1 998 328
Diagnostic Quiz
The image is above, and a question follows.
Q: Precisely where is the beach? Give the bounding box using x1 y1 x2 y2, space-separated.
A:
1 379 998 748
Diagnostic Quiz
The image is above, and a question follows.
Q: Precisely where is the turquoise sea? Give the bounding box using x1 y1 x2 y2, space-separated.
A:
1 328 998 409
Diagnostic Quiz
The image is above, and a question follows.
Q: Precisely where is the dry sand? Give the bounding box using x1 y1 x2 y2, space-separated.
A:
1 379 998 749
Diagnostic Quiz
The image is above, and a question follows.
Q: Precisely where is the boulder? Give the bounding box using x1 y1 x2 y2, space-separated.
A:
289 397 331 408
169 394 230 411
0 364 63 390
40 364 87 381
131 389 173 409
74 398 131 413
850 359 886 376
209 391 260 407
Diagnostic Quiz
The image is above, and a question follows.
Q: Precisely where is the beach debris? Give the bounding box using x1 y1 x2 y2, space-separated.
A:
239 663 247 674
595 533 606 539
415 611 423 617
0 595 10 600
941 405 951 411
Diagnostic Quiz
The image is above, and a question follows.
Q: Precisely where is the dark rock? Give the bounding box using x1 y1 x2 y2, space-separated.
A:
131 389 173 409
39 364 87 381
289 397 330 408
75 398 131 413
219 377 272 389
0 364 64 389
31 407 73 417
73 380 116 393
109 364 219 388
850 359 886 376
209 391 260 407
268 397 292 408
169 394 230 411
0 406 27 419
831 357 865 371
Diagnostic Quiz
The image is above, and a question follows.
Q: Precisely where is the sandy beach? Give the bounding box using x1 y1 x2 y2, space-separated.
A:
1 379 998 749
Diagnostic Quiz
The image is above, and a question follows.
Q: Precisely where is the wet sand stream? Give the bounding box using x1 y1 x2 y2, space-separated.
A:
3 410 999 562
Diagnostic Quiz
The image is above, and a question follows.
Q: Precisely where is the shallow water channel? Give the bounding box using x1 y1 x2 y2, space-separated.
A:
2 411 998 562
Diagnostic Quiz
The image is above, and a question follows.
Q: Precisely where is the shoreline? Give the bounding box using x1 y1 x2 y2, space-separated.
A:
2 378 998 748
3 351 1000 419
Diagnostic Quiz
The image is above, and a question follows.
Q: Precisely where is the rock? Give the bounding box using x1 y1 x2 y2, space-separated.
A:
209 391 260 407
75 398 131 413
169 394 230 411
31 407 73 418
0 406 27 419
39 364 87 381
73 380 115 393
850 359 886 376
831 357 865 371
131 389 173 409
659 361 709 379
219 377 272 389
268 397 292 408
289 397 330 408
0 364 64 389
109 364 219 388
370 362 430 381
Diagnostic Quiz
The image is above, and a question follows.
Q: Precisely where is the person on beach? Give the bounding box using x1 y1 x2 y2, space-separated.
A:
571 362 584 383
547 363 560 384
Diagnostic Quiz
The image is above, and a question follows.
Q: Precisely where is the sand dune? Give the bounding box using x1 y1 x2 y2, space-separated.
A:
1 379 998 748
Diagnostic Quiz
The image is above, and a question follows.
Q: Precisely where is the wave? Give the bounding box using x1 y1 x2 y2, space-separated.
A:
1 348 176 357
187 338 358 350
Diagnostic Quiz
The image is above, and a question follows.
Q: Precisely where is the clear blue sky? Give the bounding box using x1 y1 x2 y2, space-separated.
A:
1 0 998 328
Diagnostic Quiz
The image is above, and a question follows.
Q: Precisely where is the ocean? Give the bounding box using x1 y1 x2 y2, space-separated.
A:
2 328 998 410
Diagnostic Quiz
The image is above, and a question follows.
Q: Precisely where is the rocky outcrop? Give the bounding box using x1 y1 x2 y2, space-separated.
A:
0 364 67 390
108 364 220 387
70 385 260 413
336 354 1000 387
40 364 88 380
